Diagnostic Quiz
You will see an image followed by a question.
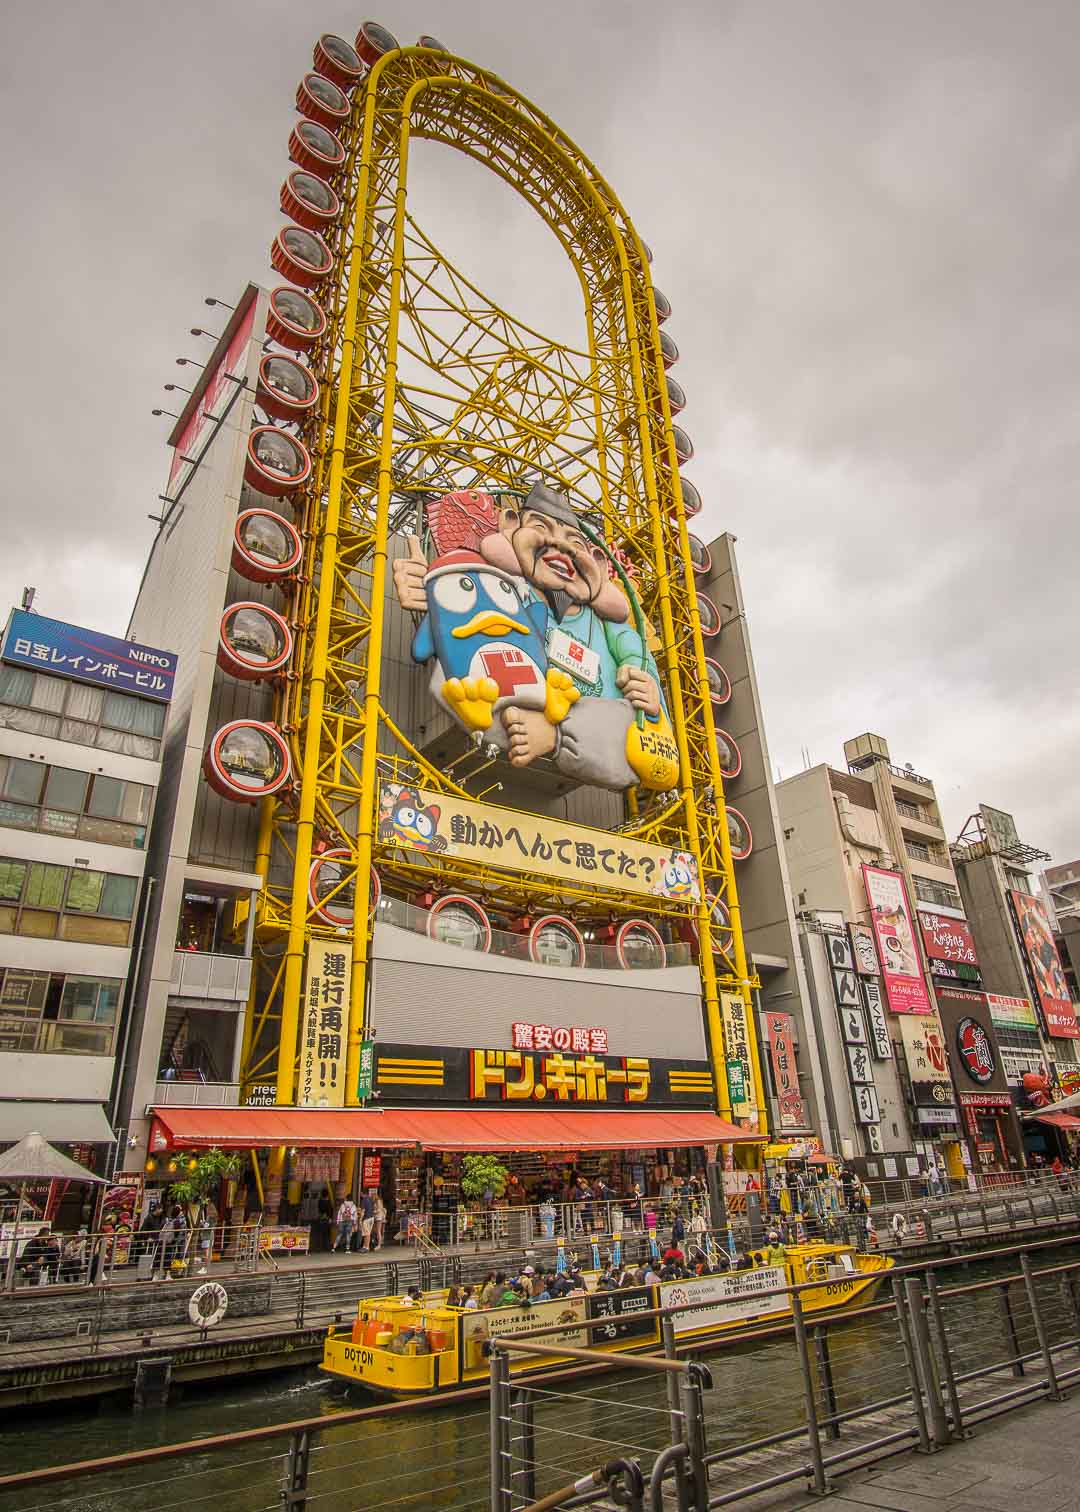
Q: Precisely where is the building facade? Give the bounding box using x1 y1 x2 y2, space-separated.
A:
951 808 1080 1151
0 606 173 1196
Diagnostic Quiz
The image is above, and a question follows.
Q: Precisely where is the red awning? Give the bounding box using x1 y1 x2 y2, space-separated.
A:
1030 1111 1080 1132
151 1105 758 1151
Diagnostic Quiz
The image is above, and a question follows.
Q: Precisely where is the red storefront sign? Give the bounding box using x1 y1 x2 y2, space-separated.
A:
918 910 979 967
863 865 933 1014
765 1012 807 1129
361 1154 382 1188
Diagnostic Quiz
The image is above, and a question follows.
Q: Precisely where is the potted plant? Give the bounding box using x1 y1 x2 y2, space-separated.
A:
459 1155 509 1248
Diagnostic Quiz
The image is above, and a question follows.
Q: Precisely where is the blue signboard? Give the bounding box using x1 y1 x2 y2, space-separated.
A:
2 611 177 703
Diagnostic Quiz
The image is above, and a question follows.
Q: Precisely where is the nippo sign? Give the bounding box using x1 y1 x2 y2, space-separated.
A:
918 911 979 967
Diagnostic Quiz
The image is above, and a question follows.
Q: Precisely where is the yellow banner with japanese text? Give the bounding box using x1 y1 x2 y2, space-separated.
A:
378 780 700 903
299 940 352 1108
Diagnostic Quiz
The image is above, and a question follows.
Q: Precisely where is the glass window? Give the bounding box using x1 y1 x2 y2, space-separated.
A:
25 862 66 909
18 910 57 938
65 869 105 912
0 969 48 1010
60 915 130 946
102 691 165 738
45 766 90 813
60 978 100 1021
102 873 137 917
3 757 44 805
30 674 66 714
98 979 121 1022
0 665 34 707
64 684 103 722
87 775 125 821
122 782 152 825
0 861 26 902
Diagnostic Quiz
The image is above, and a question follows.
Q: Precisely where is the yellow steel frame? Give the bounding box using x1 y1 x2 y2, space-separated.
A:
239 44 768 1131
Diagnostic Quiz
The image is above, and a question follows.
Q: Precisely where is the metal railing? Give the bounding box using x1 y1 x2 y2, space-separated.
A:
0 1218 263 1293
5 1238 1080 1511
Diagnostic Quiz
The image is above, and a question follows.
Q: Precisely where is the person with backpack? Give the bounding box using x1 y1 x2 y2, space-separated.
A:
334 1195 358 1253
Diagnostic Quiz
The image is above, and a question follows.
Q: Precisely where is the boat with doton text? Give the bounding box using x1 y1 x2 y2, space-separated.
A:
321 1241 894 1398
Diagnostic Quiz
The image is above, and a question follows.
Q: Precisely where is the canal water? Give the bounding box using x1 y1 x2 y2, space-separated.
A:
2 1242 1076 1511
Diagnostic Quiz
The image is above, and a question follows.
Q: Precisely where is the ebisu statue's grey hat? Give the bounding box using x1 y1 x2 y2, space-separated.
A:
520 482 585 530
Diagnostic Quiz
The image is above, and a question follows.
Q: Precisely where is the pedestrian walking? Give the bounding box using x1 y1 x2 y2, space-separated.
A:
890 1211 908 1246
194 1202 216 1275
160 1204 188 1277
334 1195 358 1253
926 1160 942 1199
372 1192 386 1249
359 1190 375 1251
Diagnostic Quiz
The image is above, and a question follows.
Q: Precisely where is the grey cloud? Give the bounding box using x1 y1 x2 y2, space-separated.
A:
2 0 1077 863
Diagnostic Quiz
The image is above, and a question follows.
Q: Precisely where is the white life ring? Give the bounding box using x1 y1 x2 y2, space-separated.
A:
188 1281 229 1329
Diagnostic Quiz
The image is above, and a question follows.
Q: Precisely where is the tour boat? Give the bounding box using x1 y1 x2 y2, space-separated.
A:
321 1240 893 1398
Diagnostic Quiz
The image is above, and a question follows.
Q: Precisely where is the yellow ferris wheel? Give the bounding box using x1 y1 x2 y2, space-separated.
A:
236 24 767 1139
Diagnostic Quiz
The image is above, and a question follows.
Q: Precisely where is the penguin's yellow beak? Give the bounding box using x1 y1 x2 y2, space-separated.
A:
452 611 528 638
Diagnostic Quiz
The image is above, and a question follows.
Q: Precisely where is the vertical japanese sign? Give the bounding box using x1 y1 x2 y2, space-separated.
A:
1008 891 1079 1039
917 911 979 967
765 1012 807 1130
299 940 352 1108
356 1038 375 1100
719 992 754 1120
826 927 884 1148
862 865 932 1014
861 980 893 1060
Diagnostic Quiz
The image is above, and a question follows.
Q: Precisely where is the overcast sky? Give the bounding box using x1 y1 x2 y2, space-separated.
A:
4 1 1078 864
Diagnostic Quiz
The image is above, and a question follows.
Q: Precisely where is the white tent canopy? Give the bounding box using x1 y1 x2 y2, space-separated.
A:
1020 1089 1080 1120
0 1130 108 1184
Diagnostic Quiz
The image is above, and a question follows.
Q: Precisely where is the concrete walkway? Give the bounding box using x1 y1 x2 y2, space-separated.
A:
757 1393 1080 1512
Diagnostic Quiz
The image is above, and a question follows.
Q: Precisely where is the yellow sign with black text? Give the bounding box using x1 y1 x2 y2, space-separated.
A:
299 940 352 1108
378 781 700 904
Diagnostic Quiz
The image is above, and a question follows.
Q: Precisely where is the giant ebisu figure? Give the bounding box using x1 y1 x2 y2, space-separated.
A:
393 484 681 791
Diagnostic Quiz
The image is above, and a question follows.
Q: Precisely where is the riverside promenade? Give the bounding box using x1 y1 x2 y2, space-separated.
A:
755 1392 1080 1512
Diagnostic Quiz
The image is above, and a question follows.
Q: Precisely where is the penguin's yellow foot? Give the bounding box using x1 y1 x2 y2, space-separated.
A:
544 668 580 725
443 675 499 731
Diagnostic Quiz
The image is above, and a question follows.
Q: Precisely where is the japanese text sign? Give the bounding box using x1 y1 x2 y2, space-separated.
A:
986 993 1038 1029
472 1048 650 1102
1009 891 1080 1039
918 910 979 967
512 1022 608 1054
861 979 894 1060
765 1012 807 1129
863 865 932 1014
3 610 177 703
720 991 755 1120
378 781 700 904
897 1011 952 1086
299 940 352 1108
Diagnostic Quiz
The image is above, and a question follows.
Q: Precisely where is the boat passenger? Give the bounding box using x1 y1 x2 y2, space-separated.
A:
445 1285 464 1308
479 1271 504 1307
735 1252 754 1271
764 1234 787 1267
644 1263 662 1284
596 1267 619 1290
618 1268 637 1288
461 1286 479 1309
400 1285 424 1305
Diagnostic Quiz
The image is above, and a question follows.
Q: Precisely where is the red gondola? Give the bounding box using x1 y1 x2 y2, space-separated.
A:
355 21 400 65
232 509 304 583
280 169 340 232
244 426 312 497
270 226 333 288
266 287 327 352
217 603 293 681
313 34 365 90
256 354 318 422
203 721 291 802
295 73 351 131
288 120 346 177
